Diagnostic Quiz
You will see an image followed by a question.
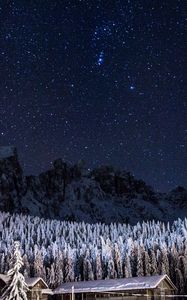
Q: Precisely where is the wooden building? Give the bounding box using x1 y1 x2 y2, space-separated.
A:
25 277 53 300
0 274 176 300
0 275 52 300
53 275 176 300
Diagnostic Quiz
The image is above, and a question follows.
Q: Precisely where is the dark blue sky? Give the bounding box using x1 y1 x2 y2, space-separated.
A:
0 0 186 191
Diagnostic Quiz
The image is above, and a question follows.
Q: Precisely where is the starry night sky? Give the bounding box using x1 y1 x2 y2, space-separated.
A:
0 0 186 192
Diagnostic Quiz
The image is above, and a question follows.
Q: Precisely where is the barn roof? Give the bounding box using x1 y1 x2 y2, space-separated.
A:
53 275 176 294
42 289 54 295
25 277 48 288
0 274 48 289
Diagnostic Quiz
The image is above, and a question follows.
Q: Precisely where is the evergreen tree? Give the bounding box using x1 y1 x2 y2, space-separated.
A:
34 250 46 280
95 252 103 280
161 247 170 276
114 243 123 278
47 264 55 288
150 250 157 275
22 254 30 278
54 253 64 286
136 246 144 277
1 211 187 293
83 258 94 281
0 253 5 273
144 250 151 276
64 249 75 282
2 241 29 300
124 254 132 278
107 257 116 279
175 268 184 294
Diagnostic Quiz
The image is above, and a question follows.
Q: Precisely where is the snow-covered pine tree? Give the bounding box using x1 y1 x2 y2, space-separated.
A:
161 246 170 277
150 250 158 275
2 241 29 300
22 254 30 278
144 250 151 276
83 257 94 281
124 254 132 278
136 246 144 277
54 253 64 286
106 257 116 279
95 252 103 280
114 243 123 278
1 211 187 292
34 249 45 279
175 268 184 294
64 248 75 282
0 253 5 273
47 264 55 288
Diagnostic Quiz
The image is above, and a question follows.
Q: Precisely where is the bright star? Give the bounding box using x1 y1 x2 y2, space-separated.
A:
97 51 104 66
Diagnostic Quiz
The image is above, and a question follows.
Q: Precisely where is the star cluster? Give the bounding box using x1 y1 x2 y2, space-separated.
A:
0 0 186 191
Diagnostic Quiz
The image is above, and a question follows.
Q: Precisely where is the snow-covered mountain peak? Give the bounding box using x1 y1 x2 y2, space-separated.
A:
0 147 186 224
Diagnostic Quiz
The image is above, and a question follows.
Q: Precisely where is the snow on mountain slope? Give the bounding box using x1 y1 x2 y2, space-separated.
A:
0 146 187 224
0 146 16 159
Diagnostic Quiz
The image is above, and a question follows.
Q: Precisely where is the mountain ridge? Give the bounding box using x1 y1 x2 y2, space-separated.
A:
0 146 186 224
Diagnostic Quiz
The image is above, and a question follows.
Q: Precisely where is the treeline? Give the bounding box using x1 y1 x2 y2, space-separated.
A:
0 211 187 293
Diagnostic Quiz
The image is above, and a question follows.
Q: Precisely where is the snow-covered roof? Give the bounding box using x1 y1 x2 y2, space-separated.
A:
25 277 48 288
0 146 16 159
0 275 48 289
53 275 176 294
42 289 53 295
0 274 9 284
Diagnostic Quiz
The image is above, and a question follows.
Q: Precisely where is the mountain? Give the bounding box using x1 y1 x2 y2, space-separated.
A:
0 146 186 224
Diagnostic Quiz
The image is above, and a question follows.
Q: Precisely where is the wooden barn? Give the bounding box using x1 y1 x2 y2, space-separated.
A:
53 275 176 300
0 274 177 300
0 275 52 300
25 277 53 300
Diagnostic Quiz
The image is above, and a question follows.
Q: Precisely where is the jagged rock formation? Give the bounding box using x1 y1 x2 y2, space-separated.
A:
0 147 26 212
0 146 187 224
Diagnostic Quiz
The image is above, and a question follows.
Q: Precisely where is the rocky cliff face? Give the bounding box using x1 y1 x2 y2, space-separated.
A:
0 146 186 224
0 147 26 212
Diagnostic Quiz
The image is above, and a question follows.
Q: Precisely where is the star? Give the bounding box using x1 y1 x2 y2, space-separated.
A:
0 0 185 192
97 51 104 66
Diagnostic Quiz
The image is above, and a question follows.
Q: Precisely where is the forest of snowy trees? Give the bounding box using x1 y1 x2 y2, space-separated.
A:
0 211 187 294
